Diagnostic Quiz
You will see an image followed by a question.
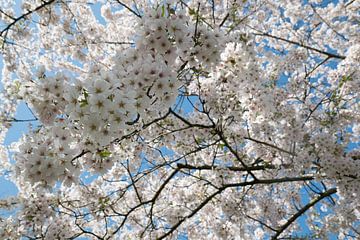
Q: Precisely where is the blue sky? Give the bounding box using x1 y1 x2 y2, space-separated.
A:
0 55 23 197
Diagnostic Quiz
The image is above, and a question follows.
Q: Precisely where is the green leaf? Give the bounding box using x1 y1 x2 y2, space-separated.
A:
14 81 21 93
218 143 226 149
83 90 89 99
79 99 88 107
99 149 111 158
161 5 165 17
188 8 196 15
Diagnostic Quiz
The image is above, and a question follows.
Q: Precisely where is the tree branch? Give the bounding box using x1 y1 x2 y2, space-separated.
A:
177 163 275 172
158 175 317 239
271 188 337 239
253 31 346 60
115 0 142 18
0 0 57 47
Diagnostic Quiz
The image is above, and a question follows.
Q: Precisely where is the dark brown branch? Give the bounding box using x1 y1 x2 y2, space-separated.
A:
0 0 57 47
71 150 90 164
216 129 258 180
158 175 316 239
115 0 142 18
193 3 201 44
157 187 222 239
177 163 275 171
147 169 180 227
169 108 215 129
2 117 38 122
253 31 346 60
0 8 16 20
245 214 278 232
345 0 356 7
271 188 337 239
310 4 348 41
210 0 215 25
245 137 296 156
179 0 213 29
219 13 229 27
74 218 105 240
304 56 330 79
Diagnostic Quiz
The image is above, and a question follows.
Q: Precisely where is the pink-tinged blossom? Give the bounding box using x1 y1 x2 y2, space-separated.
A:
0 1 359 239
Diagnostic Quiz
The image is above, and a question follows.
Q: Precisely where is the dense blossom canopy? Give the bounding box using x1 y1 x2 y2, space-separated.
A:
0 0 359 239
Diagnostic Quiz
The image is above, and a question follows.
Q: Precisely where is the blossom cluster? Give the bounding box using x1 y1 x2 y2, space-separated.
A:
17 68 68 125
0 0 359 239
57 4 226 148
312 133 360 199
13 124 80 187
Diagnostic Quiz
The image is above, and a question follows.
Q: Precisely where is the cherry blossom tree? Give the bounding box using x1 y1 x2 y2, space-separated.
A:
0 0 359 239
